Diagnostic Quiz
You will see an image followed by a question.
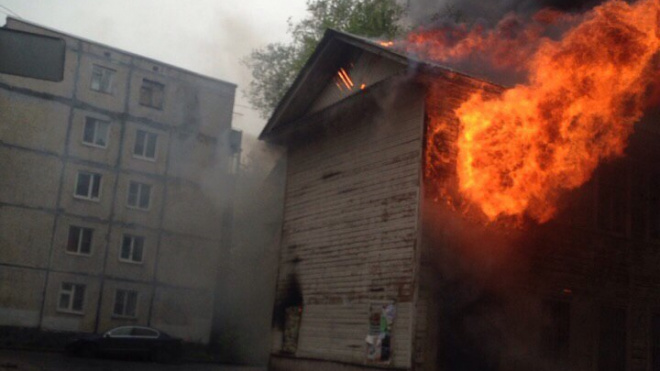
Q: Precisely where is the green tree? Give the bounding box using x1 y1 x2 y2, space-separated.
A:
243 0 405 119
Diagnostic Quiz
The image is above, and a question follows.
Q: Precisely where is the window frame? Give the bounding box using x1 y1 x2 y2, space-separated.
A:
57 282 86 314
90 64 116 95
132 129 158 161
119 234 145 264
81 116 110 149
112 289 139 319
66 225 94 256
138 79 165 110
126 180 152 211
74 171 103 201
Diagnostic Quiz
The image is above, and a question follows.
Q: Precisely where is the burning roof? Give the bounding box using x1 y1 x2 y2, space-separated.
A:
262 0 660 226
258 29 493 143
418 0 660 223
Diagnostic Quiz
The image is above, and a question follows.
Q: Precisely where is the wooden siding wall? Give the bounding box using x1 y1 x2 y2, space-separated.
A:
272 85 425 369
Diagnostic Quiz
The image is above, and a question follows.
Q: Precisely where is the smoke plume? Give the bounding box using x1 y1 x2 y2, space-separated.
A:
406 0 609 26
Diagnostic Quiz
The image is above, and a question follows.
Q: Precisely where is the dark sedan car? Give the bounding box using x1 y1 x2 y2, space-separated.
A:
66 326 182 362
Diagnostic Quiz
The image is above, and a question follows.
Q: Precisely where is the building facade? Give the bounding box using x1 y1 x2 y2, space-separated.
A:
0 18 239 344
261 29 660 371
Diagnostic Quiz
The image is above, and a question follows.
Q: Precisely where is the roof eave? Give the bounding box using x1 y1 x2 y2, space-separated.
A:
258 28 505 142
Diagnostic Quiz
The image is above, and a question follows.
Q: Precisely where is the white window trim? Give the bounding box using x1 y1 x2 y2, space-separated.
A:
112 289 139 319
139 79 165 110
81 117 110 149
126 181 152 211
65 226 93 257
57 282 85 315
73 171 103 202
90 64 116 95
132 154 157 163
132 129 159 162
118 234 145 264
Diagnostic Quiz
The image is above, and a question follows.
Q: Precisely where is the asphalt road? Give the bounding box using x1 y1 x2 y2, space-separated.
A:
0 350 265 371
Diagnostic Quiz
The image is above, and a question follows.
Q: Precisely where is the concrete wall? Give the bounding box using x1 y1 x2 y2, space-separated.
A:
0 267 45 327
0 206 53 268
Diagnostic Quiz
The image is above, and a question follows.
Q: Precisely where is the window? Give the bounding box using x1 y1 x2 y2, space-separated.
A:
113 289 138 318
652 314 660 371
82 117 110 148
127 181 151 210
597 306 626 371
90 65 115 94
57 282 86 313
133 130 157 160
74 171 102 200
139 79 164 109
541 300 570 365
66 226 93 255
120 234 144 263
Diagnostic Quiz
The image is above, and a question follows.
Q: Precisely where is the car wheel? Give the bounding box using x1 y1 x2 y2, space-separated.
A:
78 343 98 358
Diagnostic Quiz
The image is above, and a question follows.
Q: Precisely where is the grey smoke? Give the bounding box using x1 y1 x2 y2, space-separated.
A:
406 0 608 26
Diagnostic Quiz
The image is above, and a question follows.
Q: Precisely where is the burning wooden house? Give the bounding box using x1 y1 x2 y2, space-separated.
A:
260 2 660 369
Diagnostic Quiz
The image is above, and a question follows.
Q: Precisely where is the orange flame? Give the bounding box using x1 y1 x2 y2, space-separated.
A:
336 67 354 90
417 0 660 222
405 10 584 78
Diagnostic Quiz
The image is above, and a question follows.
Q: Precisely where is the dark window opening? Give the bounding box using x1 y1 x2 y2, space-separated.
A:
541 300 570 365
113 289 138 318
66 226 93 255
652 314 660 371
139 79 164 109
120 234 145 263
597 306 626 371
133 129 158 159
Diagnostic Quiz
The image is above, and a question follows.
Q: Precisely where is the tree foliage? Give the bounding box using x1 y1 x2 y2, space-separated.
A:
243 0 405 119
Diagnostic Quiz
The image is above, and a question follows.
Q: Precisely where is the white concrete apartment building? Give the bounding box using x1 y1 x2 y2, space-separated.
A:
0 17 240 343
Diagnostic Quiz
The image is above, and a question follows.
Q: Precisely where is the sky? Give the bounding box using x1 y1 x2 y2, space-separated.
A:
0 0 309 135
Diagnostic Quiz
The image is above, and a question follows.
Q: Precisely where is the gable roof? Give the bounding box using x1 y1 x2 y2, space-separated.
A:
259 29 500 142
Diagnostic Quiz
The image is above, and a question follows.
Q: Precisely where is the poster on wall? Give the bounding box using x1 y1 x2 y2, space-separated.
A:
366 302 396 364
